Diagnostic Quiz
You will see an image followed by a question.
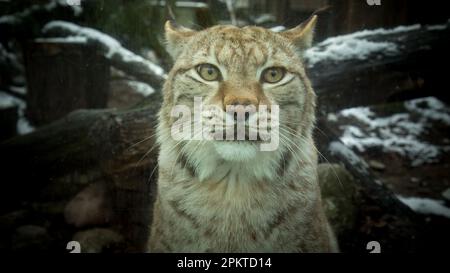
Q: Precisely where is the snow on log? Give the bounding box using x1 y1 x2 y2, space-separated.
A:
306 21 450 114
42 21 167 89
0 44 24 88
304 24 421 67
0 91 34 136
397 196 450 219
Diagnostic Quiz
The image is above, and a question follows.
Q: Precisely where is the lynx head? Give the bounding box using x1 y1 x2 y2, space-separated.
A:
158 16 317 167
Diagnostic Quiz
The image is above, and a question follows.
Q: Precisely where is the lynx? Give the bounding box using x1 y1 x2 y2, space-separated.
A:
148 15 338 252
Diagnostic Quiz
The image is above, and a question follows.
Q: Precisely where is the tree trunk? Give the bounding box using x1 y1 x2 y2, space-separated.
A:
24 41 109 125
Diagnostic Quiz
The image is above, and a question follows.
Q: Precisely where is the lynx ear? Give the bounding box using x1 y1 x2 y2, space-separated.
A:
281 15 317 52
164 20 196 59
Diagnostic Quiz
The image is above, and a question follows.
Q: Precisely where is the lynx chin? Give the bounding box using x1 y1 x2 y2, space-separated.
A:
148 15 339 253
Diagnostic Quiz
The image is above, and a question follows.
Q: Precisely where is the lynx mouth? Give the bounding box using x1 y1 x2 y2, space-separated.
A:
208 125 271 142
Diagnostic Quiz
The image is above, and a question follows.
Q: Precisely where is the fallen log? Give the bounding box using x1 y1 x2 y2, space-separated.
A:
306 21 450 114
315 117 424 253
0 92 162 251
0 99 425 252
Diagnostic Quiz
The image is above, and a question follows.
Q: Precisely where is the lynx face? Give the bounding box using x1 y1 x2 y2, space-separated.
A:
150 16 338 253
159 16 317 171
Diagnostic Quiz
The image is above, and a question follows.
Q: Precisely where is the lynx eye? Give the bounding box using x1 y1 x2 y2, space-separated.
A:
262 67 285 84
196 64 221 81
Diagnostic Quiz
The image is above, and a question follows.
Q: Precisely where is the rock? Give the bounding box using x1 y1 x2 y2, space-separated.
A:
38 171 100 201
368 160 386 171
72 228 124 253
12 225 51 252
0 210 31 251
442 188 450 202
64 182 112 228
318 163 360 237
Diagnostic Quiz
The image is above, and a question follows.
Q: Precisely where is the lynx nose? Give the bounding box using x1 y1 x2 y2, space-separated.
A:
225 98 257 122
